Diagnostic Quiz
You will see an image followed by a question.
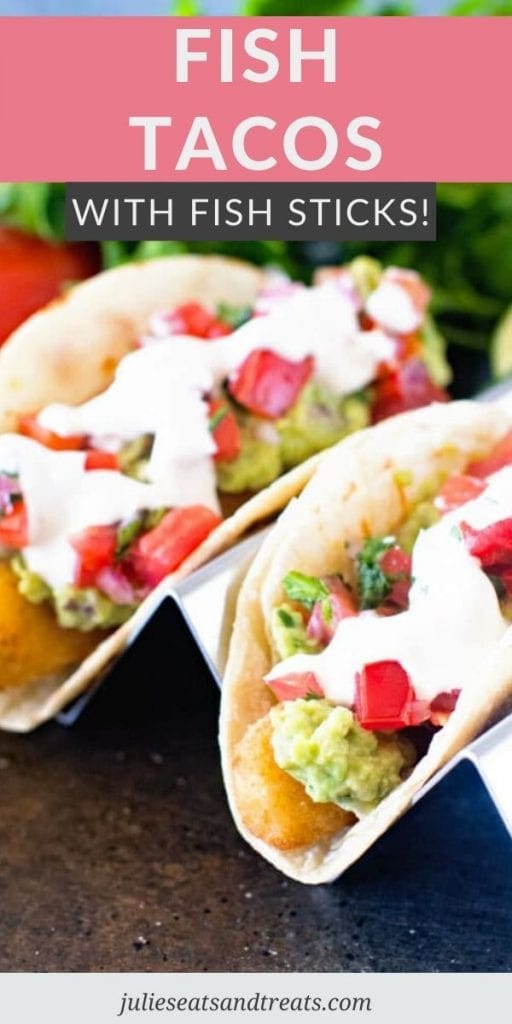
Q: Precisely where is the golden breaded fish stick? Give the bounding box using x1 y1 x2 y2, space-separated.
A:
0 563 102 690
232 714 353 851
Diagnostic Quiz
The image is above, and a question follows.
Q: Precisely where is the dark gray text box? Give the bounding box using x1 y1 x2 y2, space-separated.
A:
66 182 436 242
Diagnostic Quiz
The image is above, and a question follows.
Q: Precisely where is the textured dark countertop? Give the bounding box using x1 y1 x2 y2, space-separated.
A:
1 603 511 973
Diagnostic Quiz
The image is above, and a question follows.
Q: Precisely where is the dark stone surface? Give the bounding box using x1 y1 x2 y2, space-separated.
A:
0 603 511 973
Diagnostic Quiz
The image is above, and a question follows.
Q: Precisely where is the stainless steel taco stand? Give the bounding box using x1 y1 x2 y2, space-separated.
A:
55 379 512 850
55 519 512 845
413 712 512 837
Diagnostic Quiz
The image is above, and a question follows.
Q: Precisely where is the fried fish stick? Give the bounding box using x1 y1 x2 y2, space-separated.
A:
232 714 354 851
0 563 102 690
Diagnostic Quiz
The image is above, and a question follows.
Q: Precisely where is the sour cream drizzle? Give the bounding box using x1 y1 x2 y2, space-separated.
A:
266 466 512 706
365 281 422 335
10 277 408 591
0 434 211 589
38 282 394 507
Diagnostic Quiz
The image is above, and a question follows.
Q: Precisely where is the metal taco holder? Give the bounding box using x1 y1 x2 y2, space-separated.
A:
56 381 512 843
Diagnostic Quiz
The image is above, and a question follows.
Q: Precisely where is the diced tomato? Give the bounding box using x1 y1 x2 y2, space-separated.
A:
19 414 85 451
355 660 411 730
208 399 241 462
84 450 119 471
379 546 412 577
0 501 28 548
375 546 412 612
430 689 460 712
359 311 375 331
430 689 460 727
162 302 232 340
70 525 118 588
407 700 432 726
0 228 100 346
386 577 412 611
229 349 314 419
435 473 486 514
205 320 232 339
129 505 222 587
371 359 448 424
266 671 323 702
461 517 512 569
394 332 423 362
467 432 512 479
307 576 357 645
355 659 429 731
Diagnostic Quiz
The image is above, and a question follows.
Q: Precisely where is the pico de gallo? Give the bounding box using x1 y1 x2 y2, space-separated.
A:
0 436 221 631
3 258 448 634
18 258 449 501
263 431 512 817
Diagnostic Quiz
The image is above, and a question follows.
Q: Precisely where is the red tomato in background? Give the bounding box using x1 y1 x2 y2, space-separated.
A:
0 228 100 344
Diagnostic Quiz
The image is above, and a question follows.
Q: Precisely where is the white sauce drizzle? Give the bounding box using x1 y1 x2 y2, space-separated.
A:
266 466 512 705
366 281 422 335
0 434 217 590
8 278 412 590
38 282 393 492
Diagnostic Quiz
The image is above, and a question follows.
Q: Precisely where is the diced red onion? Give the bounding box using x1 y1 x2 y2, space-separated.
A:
96 565 136 605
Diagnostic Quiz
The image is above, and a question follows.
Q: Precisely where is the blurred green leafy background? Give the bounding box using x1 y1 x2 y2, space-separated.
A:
1 181 512 385
172 0 512 14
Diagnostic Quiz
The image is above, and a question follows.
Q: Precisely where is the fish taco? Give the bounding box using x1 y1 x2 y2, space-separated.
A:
0 253 446 730
220 400 512 883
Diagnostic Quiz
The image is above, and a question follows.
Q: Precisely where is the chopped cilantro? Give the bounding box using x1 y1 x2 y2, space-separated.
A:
216 303 252 329
209 405 229 432
356 537 395 610
116 515 144 558
144 507 167 530
116 508 167 558
282 570 329 610
277 607 296 628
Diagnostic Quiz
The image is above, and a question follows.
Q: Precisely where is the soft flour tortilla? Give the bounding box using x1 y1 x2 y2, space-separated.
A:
220 400 512 884
0 254 324 732
0 254 265 431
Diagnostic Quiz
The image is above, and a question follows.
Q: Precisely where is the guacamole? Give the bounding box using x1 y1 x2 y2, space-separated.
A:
215 433 282 493
216 383 370 495
396 500 440 554
12 558 134 631
270 606 319 659
270 698 411 816
276 384 369 471
347 255 382 298
118 434 153 481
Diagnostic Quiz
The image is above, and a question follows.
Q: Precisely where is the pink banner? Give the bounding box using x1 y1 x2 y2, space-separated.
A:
0 16 509 182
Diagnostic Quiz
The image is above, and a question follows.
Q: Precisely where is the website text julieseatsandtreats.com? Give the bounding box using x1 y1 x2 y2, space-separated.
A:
116 992 372 1016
